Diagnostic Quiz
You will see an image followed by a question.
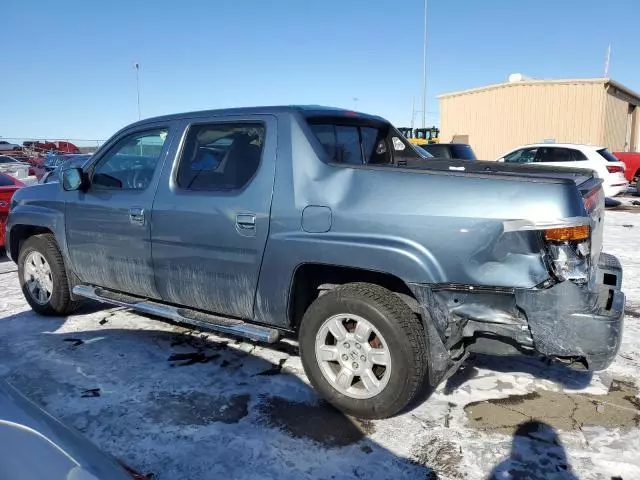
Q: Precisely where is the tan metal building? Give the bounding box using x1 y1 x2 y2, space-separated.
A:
438 77 640 160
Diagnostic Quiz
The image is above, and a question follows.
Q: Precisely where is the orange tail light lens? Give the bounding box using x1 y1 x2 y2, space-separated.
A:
544 225 590 242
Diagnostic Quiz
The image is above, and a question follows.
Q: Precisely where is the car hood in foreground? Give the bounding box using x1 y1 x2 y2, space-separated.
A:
0 379 131 480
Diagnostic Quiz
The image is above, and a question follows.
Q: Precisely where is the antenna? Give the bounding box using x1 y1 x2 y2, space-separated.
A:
604 43 611 77
411 97 415 130
134 62 141 120
421 0 428 129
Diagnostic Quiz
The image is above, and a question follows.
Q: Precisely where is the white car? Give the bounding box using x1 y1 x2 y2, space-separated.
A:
497 143 628 197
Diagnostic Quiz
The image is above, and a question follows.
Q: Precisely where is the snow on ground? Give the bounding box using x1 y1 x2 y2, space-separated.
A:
0 208 639 479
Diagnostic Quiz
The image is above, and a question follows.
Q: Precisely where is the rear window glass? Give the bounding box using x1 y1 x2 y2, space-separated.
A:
597 149 621 163
450 144 477 160
420 144 476 160
309 124 392 165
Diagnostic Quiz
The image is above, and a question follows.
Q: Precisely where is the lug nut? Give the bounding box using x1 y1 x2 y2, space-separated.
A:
355 343 361 349
352 362 359 369
343 342 350 349
342 354 349 361
360 355 366 362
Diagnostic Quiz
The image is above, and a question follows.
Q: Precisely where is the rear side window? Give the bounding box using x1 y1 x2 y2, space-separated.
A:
309 124 391 165
597 148 621 163
570 149 588 161
177 123 265 191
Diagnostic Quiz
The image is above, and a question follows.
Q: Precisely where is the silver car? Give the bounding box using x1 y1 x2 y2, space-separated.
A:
0 379 139 479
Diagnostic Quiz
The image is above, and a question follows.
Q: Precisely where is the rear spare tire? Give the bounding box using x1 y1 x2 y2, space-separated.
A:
18 234 81 316
299 282 428 419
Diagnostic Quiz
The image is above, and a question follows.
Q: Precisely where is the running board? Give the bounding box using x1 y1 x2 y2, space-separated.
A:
72 285 281 343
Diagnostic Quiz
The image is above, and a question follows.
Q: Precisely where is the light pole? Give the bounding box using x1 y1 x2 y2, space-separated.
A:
134 62 141 120
353 97 359 111
421 0 428 129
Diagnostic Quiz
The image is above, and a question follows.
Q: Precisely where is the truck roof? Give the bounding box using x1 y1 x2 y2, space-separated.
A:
133 105 387 126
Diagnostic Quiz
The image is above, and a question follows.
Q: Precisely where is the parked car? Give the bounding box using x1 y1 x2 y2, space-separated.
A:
22 140 57 153
0 173 24 251
0 140 22 152
613 151 640 192
34 154 92 180
40 155 93 184
0 378 143 479
56 140 81 154
418 143 478 160
0 154 32 179
498 143 628 197
6 106 624 419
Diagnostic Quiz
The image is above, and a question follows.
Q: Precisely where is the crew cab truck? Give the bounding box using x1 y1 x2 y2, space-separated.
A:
6 106 625 419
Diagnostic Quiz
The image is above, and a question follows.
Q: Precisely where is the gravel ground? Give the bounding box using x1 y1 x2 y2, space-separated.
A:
0 208 639 480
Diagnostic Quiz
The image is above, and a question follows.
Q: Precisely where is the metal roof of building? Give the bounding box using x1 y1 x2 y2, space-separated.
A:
439 78 640 101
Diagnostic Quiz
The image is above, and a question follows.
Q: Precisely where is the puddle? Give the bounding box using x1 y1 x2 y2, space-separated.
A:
257 395 374 447
149 392 249 425
465 379 640 433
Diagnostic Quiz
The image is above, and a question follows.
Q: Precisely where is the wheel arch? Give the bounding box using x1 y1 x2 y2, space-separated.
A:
287 263 418 332
8 225 54 262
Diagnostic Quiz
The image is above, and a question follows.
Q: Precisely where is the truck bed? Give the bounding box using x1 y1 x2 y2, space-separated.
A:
400 158 597 187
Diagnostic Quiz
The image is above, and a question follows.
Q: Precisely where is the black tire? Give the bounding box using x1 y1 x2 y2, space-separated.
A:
299 282 428 419
18 234 82 316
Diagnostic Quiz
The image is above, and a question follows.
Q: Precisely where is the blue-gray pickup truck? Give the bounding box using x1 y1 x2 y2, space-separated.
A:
6 106 624 418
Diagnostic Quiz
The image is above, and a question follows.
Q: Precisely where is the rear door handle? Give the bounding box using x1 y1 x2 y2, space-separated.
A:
236 213 256 236
129 207 145 225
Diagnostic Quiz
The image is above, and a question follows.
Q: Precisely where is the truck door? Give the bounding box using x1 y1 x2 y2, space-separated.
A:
65 124 176 298
151 115 277 319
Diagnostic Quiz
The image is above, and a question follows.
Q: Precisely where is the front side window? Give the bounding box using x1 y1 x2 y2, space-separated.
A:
177 123 265 191
504 148 537 163
92 129 168 190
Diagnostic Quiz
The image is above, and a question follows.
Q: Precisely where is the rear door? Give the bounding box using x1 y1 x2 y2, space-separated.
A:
65 124 176 298
151 115 277 319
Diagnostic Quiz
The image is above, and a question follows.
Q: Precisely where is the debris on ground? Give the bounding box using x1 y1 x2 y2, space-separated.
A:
81 388 101 398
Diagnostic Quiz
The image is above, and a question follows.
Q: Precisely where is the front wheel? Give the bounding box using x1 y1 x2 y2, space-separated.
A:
299 283 428 419
18 234 82 316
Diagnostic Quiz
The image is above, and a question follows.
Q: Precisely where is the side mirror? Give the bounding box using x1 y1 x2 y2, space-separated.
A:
497 157 505 163
62 168 86 191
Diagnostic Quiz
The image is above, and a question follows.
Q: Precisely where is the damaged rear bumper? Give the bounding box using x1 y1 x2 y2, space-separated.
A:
515 252 624 370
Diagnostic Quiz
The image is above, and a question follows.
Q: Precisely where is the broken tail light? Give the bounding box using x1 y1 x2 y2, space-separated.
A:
544 225 591 284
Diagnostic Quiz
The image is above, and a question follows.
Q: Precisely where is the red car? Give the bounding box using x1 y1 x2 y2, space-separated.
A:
0 173 24 252
614 152 640 191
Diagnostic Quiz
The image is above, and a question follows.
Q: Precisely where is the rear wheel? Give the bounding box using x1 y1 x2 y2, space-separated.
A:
18 234 82 316
299 282 428 419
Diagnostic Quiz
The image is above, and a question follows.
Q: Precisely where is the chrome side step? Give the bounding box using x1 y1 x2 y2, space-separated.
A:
73 285 281 343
